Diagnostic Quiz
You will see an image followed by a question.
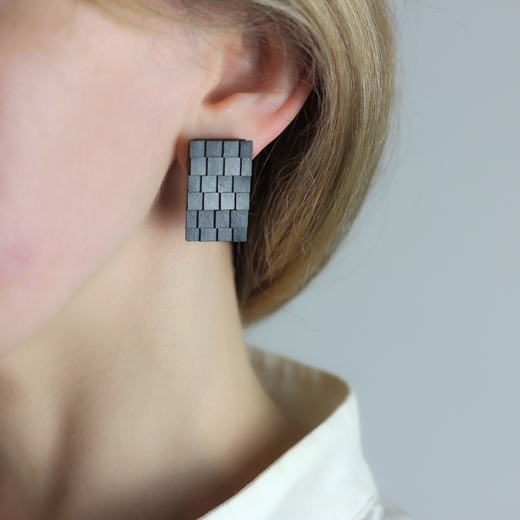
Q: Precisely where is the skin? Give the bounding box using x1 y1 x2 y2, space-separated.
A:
0 1 310 519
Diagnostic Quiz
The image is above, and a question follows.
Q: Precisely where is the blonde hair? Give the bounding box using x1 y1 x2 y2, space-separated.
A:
89 0 395 324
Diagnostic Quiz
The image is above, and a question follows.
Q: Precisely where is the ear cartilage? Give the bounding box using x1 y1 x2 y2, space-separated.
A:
185 139 253 242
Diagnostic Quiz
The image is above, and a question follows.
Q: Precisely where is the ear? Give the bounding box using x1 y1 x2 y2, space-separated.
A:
177 28 311 167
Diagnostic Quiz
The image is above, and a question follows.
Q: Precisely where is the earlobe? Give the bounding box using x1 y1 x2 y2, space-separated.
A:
188 29 311 158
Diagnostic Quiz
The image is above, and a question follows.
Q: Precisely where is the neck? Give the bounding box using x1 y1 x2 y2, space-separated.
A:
0 170 303 520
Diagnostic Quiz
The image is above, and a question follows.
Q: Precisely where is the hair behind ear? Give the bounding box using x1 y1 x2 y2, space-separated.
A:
232 0 395 323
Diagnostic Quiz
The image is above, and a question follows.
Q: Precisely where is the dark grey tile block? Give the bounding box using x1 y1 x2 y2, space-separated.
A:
188 176 201 192
215 210 230 228
241 158 252 177
187 192 203 210
208 157 224 176
218 176 233 193
233 228 248 242
220 193 236 210
190 157 207 176
231 210 249 229
201 228 217 241
190 140 206 158
185 228 200 241
224 158 241 176
201 176 217 193
203 193 219 210
218 229 233 242
206 141 223 157
186 210 198 228
235 192 250 210
239 140 253 158
223 141 240 157
234 176 251 193
198 210 215 228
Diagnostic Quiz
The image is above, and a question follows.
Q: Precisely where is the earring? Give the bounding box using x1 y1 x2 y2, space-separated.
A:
185 139 253 242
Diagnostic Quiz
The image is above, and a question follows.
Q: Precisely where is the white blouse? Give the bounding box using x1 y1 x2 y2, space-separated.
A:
201 346 415 520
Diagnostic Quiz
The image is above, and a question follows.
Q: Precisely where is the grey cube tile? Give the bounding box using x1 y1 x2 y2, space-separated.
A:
188 176 201 192
215 210 230 228
231 210 249 229
233 228 248 242
201 176 217 193
198 210 215 228
187 192 203 210
190 157 207 176
220 193 236 210
224 158 241 176
235 193 250 210
234 176 251 193
200 228 217 241
208 157 224 176
218 229 233 242
241 158 252 177
206 141 223 157
239 141 253 158
218 176 233 193
223 141 240 157
203 193 219 210
185 228 200 241
190 140 205 158
186 210 198 228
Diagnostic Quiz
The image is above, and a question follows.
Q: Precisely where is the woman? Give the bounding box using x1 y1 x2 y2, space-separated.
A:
0 0 412 518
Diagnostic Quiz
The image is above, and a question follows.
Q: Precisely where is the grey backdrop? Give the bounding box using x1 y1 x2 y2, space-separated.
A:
244 2 520 519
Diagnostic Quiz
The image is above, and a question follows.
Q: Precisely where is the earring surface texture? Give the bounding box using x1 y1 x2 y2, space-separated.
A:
185 139 253 242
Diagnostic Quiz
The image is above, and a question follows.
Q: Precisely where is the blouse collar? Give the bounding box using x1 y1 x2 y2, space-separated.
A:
200 346 379 520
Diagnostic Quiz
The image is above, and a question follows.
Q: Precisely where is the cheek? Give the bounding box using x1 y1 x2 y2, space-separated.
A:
0 23 182 355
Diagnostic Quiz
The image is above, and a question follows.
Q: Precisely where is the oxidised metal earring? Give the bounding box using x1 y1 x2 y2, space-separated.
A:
185 139 253 242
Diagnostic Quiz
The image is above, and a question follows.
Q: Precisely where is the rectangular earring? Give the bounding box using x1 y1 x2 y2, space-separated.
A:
185 139 253 242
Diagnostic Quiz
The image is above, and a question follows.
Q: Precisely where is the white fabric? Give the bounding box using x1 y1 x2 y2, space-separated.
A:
200 347 415 520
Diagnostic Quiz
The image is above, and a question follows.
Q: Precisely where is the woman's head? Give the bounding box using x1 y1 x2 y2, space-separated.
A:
0 0 393 354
